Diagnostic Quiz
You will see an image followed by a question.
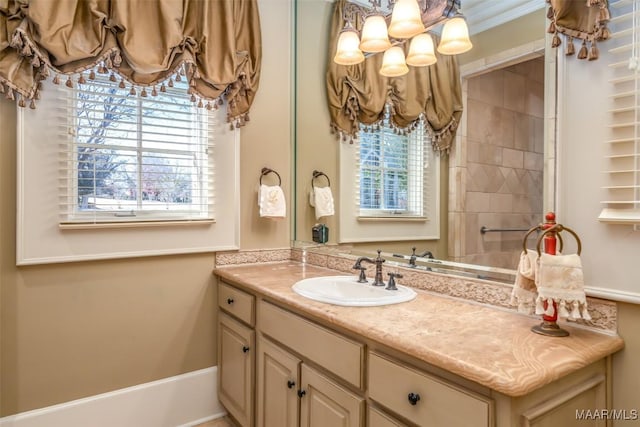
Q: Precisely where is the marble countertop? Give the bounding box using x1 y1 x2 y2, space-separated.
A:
214 261 624 397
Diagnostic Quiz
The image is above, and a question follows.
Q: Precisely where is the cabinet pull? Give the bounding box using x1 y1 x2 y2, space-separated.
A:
297 389 306 398
287 380 296 389
227 298 234 305
407 392 421 406
242 346 250 353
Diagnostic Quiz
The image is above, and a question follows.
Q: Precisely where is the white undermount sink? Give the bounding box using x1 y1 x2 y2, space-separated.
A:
292 275 417 307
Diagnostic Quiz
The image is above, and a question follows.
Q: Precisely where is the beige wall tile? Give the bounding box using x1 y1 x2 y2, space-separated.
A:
468 69 504 107
503 71 526 113
489 193 513 213
466 191 491 212
502 148 524 168
526 79 544 118
524 151 544 171
464 213 480 254
467 141 502 165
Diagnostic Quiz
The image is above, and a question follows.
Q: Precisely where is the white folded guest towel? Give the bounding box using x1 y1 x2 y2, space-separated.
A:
309 186 335 220
258 184 286 219
510 249 538 314
535 253 591 321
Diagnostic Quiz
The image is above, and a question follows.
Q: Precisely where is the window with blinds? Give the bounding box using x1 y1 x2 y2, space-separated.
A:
58 76 215 224
356 112 430 218
601 0 640 225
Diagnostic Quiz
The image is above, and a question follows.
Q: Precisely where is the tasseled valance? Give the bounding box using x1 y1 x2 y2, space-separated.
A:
326 0 463 153
546 0 611 61
0 0 262 128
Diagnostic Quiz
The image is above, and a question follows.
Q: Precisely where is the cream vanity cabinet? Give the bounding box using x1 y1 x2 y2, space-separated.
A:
218 283 256 427
257 299 364 427
217 278 612 427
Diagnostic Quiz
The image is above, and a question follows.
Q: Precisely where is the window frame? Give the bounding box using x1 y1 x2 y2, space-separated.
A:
17 80 240 265
62 76 215 224
357 119 427 218
338 116 440 243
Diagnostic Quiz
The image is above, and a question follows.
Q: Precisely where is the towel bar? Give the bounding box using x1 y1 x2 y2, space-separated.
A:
311 170 331 187
260 167 281 186
480 226 532 234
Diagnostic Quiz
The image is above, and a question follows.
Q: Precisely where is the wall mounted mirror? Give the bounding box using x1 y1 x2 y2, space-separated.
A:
293 0 554 283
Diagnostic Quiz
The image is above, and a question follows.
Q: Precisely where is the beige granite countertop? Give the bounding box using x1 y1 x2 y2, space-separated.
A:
214 261 624 397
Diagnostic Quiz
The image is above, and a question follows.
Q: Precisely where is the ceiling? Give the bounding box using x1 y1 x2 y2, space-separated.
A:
346 0 545 35
462 0 544 35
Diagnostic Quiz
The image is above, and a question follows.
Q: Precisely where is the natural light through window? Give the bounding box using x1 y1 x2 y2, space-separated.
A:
357 111 429 217
60 76 215 224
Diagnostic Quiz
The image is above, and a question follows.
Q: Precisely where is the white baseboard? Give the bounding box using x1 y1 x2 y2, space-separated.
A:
0 367 226 427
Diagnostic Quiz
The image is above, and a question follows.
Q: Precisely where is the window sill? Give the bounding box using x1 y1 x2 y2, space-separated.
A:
59 219 215 230
357 216 428 223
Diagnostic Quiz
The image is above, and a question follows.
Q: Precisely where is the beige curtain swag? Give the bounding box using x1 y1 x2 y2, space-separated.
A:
326 0 463 153
547 0 610 61
0 0 261 127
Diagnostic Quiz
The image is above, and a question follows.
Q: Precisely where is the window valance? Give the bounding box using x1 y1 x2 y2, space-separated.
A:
546 0 610 60
326 0 463 153
0 0 261 127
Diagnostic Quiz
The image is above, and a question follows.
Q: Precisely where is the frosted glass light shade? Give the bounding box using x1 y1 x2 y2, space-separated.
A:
388 0 425 39
406 33 436 66
334 29 364 65
360 15 392 53
380 46 409 77
437 16 472 55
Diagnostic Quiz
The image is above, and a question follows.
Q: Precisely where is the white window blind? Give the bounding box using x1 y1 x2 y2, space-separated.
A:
601 0 640 225
356 113 430 218
58 76 216 225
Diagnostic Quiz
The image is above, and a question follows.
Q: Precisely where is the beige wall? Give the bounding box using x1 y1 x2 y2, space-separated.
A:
459 9 547 66
0 1 292 416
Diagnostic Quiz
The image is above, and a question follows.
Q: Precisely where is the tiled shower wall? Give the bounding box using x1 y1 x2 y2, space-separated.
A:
457 58 544 269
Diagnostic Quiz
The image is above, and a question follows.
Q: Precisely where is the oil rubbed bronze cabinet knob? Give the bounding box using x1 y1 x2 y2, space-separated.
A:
287 380 296 389
297 389 306 398
227 298 234 305
242 346 250 353
407 392 421 406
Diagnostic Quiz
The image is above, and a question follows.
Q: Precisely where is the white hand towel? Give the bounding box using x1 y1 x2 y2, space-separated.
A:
535 253 591 321
258 184 286 219
309 186 335 220
510 249 538 314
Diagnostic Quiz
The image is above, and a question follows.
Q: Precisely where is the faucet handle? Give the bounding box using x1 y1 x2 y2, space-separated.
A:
354 266 367 283
386 272 403 290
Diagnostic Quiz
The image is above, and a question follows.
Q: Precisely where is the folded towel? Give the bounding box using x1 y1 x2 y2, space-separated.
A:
535 253 591 321
510 249 538 314
309 186 335 220
258 184 286 219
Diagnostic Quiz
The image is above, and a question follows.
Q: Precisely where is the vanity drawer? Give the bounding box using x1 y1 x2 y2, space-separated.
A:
258 300 364 389
368 352 493 427
219 282 255 326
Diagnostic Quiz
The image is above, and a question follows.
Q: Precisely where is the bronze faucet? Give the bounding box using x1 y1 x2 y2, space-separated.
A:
352 250 386 286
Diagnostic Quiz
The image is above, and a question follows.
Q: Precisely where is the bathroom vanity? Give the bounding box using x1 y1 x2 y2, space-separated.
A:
214 261 623 427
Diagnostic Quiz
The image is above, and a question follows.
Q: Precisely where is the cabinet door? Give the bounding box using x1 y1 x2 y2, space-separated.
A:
368 406 405 427
218 312 255 427
256 335 301 427
299 364 364 427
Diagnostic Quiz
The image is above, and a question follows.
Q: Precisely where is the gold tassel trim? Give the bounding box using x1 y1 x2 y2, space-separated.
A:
566 37 575 56
588 41 599 61
577 40 588 59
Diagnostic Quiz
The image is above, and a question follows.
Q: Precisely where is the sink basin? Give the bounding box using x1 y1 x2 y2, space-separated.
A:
292 275 417 307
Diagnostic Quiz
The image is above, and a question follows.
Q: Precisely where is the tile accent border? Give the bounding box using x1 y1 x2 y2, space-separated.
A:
219 248 617 334
215 248 292 266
